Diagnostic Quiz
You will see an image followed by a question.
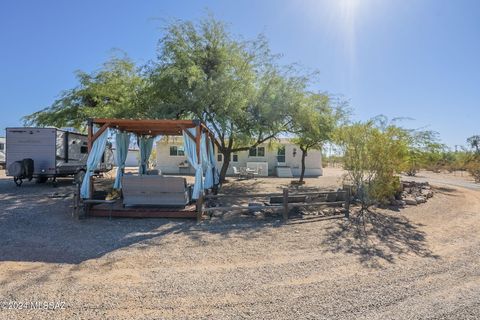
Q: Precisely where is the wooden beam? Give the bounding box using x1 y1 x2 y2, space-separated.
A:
92 118 197 127
345 187 351 219
196 194 204 223
89 208 197 218
91 122 110 145
87 119 93 152
283 188 289 221
195 124 201 164
183 128 196 142
204 190 347 199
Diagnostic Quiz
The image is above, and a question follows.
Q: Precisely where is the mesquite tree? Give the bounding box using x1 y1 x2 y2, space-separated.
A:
290 93 344 183
146 16 308 181
23 56 147 129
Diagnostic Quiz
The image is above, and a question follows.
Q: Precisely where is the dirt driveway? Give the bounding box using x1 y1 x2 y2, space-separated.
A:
0 169 479 319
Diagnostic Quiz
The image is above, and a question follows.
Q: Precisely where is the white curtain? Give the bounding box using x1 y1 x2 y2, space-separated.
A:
183 128 203 199
202 133 214 189
208 138 220 185
138 136 154 175
113 132 130 189
80 128 109 199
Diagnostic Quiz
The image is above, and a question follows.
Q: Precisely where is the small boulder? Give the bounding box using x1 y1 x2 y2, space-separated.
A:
404 197 418 205
322 208 334 215
416 196 427 204
395 200 406 207
421 189 434 198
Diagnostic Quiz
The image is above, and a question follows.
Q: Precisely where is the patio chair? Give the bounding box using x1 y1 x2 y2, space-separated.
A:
246 167 259 179
232 166 242 179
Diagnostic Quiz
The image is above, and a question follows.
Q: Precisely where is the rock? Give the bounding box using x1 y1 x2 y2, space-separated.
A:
211 211 223 217
322 208 334 215
421 189 434 198
404 197 417 205
393 200 406 207
416 196 427 204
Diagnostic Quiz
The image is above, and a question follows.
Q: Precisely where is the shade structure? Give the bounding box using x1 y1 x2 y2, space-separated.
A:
85 118 218 201
89 118 206 138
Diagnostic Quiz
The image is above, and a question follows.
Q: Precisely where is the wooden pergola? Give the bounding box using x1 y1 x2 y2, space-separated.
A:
83 118 217 220
88 118 216 151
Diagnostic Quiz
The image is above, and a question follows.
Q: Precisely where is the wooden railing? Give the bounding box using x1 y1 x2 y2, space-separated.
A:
198 188 351 222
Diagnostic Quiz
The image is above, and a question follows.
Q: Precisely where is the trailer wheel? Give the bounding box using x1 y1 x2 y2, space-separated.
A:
74 170 86 185
13 177 23 187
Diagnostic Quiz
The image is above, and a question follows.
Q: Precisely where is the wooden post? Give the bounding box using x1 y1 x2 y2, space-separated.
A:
195 125 201 164
345 187 351 219
87 119 93 152
86 119 94 200
282 188 289 221
196 194 204 223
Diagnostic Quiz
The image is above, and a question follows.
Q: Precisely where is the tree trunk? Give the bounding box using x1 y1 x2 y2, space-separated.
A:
219 151 231 183
299 147 307 183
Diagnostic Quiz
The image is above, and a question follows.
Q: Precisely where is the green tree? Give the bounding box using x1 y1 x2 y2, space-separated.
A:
147 16 307 182
335 121 409 211
467 135 480 154
23 56 147 130
290 93 345 183
404 130 443 176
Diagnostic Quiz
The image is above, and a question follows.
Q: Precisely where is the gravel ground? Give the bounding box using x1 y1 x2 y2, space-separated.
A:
0 169 479 319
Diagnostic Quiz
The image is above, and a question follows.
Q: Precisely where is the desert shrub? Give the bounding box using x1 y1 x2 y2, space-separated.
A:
466 160 480 182
404 130 443 176
335 122 408 210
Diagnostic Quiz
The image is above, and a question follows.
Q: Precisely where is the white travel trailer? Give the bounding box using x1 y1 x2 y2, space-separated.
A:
0 137 5 168
5 127 113 186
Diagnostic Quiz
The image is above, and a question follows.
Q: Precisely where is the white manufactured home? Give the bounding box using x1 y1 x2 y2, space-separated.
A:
155 137 323 178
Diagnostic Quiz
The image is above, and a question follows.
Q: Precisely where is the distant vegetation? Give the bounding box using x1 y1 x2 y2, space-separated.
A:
329 114 480 209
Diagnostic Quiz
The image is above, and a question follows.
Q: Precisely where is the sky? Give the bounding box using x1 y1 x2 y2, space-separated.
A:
0 0 479 148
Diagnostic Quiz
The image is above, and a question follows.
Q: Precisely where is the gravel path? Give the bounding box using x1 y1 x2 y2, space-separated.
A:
0 170 479 319
401 171 480 191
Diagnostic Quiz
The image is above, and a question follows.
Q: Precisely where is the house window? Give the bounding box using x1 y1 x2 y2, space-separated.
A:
277 146 286 163
170 146 185 156
80 146 88 154
249 146 265 157
0 143 4 151
218 153 237 162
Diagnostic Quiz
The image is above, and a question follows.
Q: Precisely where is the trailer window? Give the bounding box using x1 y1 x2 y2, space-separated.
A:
0 143 4 151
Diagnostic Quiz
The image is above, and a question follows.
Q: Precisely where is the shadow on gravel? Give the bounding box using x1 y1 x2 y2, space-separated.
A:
0 176 287 265
0 192 283 265
322 210 439 268
434 186 461 196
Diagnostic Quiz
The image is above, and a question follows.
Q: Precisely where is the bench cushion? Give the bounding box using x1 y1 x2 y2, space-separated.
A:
122 175 190 207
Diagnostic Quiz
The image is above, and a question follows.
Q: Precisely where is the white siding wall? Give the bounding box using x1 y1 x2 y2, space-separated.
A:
113 149 140 167
156 137 194 174
155 138 323 177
